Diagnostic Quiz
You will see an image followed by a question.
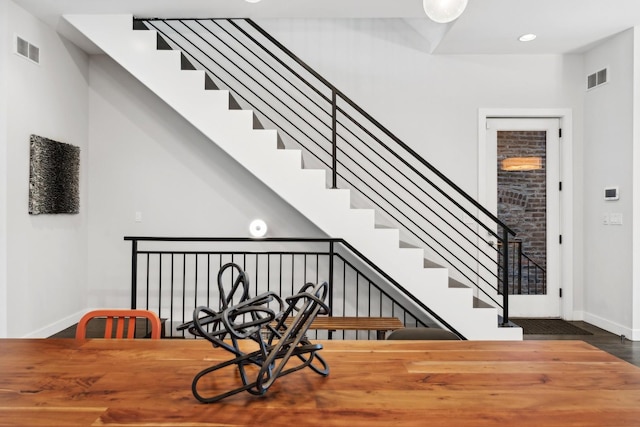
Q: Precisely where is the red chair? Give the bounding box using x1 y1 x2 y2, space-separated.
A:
75 309 162 339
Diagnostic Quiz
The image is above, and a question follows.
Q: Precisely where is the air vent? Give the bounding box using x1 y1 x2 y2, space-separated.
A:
14 35 40 64
587 67 608 90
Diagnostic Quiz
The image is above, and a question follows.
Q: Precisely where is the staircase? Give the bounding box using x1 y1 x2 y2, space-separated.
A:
65 14 522 340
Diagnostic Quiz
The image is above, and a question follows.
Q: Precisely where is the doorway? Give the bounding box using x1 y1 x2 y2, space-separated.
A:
484 118 561 317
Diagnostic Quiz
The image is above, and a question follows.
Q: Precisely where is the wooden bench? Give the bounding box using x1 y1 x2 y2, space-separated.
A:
306 316 404 340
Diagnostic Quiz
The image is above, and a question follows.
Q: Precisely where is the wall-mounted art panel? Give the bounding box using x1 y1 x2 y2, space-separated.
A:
29 134 80 215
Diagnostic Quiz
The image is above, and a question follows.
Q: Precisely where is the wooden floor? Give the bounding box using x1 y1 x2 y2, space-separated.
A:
524 320 640 367
2 338 640 426
51 319 640 367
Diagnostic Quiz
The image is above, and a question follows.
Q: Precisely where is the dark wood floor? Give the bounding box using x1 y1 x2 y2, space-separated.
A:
52 319 640 367
524 320 640 367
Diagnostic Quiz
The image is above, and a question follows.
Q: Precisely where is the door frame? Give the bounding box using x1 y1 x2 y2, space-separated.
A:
478 108 574 320
485 118 560 317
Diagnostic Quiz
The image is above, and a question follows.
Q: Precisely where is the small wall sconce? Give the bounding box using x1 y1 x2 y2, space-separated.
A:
501 157 542 171
249 219 268 238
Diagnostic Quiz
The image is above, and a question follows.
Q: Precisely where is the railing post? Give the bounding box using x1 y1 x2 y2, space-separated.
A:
328 241 335 312
131 238 138 310
517 241 522 294
328 241 335 339
501 228 509 326
331 90 337 189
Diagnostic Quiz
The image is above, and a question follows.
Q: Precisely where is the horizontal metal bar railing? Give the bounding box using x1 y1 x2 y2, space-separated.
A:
241 19 513 236
498 241 546 295
134 18 519 324
125 237 465 339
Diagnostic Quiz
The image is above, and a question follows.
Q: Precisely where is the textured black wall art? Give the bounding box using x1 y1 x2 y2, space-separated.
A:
29 135 80 215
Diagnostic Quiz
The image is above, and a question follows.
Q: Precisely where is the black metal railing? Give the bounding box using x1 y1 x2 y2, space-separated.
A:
499 241 546 295
134 18 518 324
125 237 463 340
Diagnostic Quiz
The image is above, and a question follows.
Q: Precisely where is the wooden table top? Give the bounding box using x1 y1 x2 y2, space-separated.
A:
1 339 639 426
301 316 404 331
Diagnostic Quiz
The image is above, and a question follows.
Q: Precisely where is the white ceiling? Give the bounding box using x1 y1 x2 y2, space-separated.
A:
12 0 640 54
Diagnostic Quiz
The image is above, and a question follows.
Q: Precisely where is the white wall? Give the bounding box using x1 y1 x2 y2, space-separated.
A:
634 27 640 337
0 0 9 337
81 19 589 328
82 20 591 318
4 0 89 337
583 29 635 336
259 19 584 196
258 19 590 321
12 14 640 337
86 54 326 309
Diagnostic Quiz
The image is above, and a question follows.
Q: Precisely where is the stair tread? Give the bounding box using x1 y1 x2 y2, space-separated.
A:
448 278 469 288
399 240 417 248
228 94 242 110
424 258 445 269
473 297 495 309
374 223 395 230
133 20 149 31
156 33 172 50
204 74 218 90
180 53 196 70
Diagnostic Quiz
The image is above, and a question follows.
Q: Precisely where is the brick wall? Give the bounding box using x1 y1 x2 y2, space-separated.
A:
497 131 547 291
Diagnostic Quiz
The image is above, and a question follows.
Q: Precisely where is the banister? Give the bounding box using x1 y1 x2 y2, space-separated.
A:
132 17 524 326
138 16 514 235
244 18 515 237
125 236 466 339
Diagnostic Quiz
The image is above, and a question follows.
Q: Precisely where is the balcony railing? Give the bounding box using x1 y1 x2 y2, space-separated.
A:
125 236 463 339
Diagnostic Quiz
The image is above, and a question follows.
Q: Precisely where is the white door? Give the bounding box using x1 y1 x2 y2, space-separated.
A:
484 118 561 318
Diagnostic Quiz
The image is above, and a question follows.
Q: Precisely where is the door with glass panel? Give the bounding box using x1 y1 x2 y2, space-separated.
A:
484 118 561 318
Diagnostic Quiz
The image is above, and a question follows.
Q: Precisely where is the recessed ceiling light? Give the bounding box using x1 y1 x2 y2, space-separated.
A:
519 33 537 42
245 0 261 3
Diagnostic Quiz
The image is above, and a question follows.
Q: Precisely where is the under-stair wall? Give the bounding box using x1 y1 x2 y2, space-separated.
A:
66 14 522 340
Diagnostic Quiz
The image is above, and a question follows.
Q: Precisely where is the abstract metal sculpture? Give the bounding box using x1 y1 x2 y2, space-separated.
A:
29 134 80 215
178 263 330 403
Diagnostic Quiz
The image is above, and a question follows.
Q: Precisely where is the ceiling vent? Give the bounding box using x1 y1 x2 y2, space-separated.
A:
587 68 607 90
14 35 40 64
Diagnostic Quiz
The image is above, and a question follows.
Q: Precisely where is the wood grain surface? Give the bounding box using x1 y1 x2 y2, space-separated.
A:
286 316 404 339
1 339 639 426
307 316 404 331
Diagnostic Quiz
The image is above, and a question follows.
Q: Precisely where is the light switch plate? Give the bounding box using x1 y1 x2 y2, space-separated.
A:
610 213 623 225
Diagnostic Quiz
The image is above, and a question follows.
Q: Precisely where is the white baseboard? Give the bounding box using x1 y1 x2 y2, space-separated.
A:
22 309 88 338
582 311 639 341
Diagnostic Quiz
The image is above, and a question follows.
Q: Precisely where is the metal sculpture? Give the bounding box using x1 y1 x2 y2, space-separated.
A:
178 263 330 403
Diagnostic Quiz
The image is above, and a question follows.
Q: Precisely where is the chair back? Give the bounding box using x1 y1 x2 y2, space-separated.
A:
76 309 162 339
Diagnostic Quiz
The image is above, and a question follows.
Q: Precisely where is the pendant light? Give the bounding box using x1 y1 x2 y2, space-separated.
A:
422 0 468 24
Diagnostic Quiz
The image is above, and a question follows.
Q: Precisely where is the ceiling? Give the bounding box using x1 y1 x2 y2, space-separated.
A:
12 0 640 54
